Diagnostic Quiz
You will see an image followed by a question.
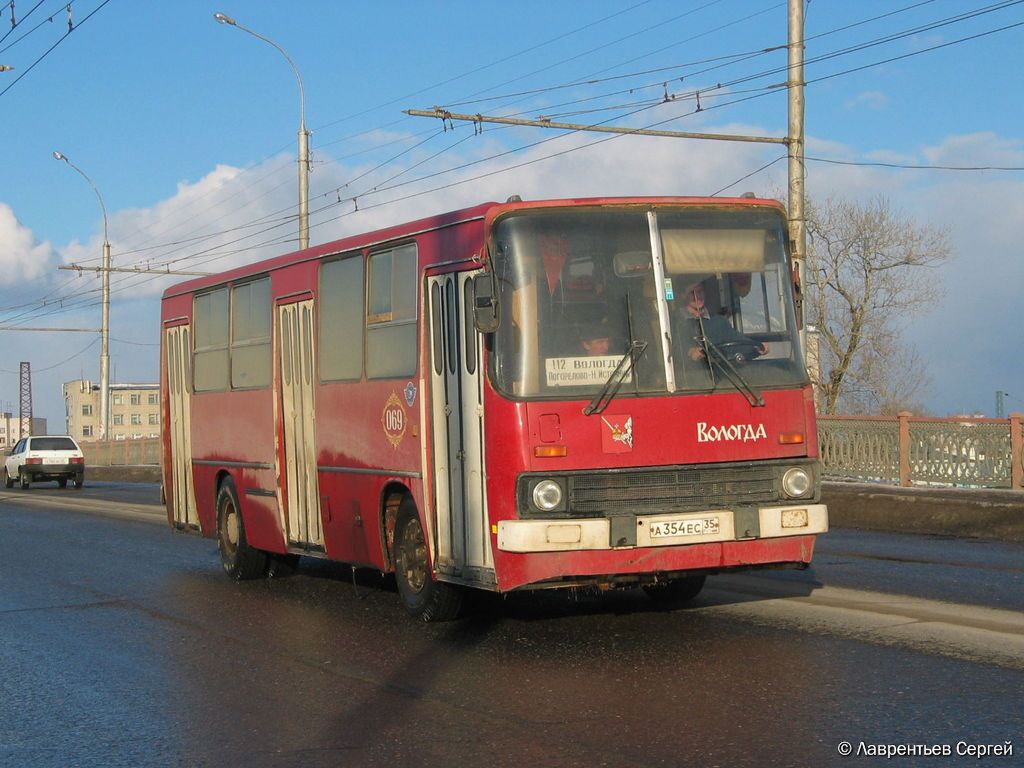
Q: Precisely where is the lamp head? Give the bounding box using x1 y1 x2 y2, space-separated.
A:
53 151 67 162
213 12 236 25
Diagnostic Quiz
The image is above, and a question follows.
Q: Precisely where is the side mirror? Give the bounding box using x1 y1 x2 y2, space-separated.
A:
472 272 500 333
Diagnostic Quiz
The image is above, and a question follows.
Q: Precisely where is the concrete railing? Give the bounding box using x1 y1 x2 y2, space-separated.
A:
819 413 1024 490
82 437 161 467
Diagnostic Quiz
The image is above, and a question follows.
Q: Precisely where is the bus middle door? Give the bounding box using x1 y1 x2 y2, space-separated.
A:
165 322 197 529
276 297 323 551
428 272 492 583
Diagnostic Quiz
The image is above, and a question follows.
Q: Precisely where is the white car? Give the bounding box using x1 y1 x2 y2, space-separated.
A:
3 435 86 489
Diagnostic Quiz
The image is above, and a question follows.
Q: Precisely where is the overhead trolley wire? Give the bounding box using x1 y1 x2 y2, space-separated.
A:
14 3 1024 327
0 0 49 48
0 0 112 98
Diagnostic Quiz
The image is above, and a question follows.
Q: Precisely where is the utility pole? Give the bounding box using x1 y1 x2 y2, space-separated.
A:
788 0 807 345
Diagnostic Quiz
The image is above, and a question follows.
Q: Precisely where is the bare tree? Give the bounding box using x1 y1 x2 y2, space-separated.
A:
804 195 951 415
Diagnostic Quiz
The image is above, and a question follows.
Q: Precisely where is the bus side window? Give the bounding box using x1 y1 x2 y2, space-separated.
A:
320 255 365 381
366 244 418 379
194 287 229 392
230 277 271 389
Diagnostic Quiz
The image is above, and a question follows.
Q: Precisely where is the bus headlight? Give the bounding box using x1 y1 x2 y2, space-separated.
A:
532 479 564 512
782 467 812 498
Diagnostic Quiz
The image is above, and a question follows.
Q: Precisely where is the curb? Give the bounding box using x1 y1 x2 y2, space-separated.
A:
823 481 1024 543
79 468 1024 543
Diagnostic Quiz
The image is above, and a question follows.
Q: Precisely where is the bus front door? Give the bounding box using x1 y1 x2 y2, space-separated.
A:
165 324 197 529
276 299 323 550
428 272 492 583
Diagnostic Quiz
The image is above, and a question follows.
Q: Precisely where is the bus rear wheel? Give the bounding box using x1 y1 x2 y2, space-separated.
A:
394 499 462 622
217 477 268 580
642 574 706 604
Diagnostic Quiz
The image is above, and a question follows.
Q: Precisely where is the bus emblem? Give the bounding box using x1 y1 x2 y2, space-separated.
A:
404 382 417 407
382 392 407 449
600 415 633 453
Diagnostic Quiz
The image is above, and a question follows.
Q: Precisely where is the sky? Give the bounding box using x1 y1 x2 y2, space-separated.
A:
1 0 1022 426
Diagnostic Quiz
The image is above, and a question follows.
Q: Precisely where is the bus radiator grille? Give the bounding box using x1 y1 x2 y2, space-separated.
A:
567 465 778 515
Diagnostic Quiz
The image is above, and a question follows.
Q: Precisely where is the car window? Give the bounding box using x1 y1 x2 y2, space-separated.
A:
28 437 79 451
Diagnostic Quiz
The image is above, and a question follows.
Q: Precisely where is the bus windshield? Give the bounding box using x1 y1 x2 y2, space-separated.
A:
489 206 807 400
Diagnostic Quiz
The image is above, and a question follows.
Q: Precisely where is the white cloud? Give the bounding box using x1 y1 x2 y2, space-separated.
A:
844 91 888 111
3 125 1023 422
865 149 919 165
921 132 1024 167
0 205 56 286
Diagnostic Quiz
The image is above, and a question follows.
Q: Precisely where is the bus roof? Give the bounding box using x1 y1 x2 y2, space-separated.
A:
161 195 785 300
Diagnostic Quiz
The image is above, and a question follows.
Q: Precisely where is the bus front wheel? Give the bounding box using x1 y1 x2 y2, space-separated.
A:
394 499 463 622
642 574 706 604
217 477 268 581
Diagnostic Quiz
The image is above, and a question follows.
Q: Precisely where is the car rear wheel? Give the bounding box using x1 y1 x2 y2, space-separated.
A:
19 469 29 490
2 468 13 489
57 478 68 488
217 477 268 580
73 476 84 490
394 497 463 622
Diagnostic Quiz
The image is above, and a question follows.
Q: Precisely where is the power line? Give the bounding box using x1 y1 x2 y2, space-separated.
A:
807 156 1024 172
0 0 112 98
711 155 789 196
65 3 772 274
78 1 1001 275
0 0 64 53
11 4 1024 325
311 0 658 134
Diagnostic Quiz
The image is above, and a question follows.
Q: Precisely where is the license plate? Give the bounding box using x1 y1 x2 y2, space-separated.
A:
43 458 65 465
649 516 720 539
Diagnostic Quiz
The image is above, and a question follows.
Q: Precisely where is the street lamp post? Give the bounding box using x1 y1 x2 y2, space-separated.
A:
53 151 111 440
214 11 309 250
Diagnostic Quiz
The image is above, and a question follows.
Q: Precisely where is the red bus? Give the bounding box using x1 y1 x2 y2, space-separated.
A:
161 196 827 621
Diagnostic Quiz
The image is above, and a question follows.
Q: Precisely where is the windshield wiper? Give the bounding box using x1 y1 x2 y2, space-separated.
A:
583 340 648 416
695 316 765 408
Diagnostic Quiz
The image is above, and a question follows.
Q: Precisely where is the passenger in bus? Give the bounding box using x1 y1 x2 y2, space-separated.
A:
535 234 575 355
729 271 753 298
578 320 612 357
677 278 767 362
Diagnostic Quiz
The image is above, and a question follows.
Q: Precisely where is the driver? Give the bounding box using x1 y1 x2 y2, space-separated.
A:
677 278 767 362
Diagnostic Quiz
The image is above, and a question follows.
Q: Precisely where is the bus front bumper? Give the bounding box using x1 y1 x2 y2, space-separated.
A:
497 504 828 553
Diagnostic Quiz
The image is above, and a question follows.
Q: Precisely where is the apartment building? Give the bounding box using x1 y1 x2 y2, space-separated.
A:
63 379 160 442
0 414 48 449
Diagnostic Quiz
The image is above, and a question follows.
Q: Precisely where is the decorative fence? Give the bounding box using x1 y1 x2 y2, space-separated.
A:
82 416 1024 491
82 437 161 467
818 413 1024 489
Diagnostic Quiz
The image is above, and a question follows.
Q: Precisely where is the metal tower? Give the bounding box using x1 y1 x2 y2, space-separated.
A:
19 361 32 438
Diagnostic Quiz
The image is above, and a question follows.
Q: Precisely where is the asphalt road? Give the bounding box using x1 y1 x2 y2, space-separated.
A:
1 482 1022 767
